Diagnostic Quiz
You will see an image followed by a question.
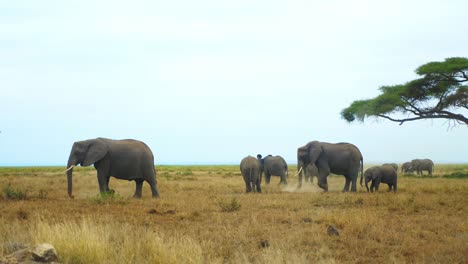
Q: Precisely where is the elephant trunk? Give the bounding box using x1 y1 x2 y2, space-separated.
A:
318 182 328 191
360 157 363 187
66 159 75 198
365 178 370 192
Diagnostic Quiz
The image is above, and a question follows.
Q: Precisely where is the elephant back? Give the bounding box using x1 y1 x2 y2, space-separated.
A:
264 156 287 173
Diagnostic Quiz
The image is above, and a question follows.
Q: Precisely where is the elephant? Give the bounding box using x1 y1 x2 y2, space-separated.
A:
65 138 160 198
382 163 398 172
401 162 413 173
410 159 434 176
256 154 288 185
297 141 363 192
240 156 262 193
363 165 397 192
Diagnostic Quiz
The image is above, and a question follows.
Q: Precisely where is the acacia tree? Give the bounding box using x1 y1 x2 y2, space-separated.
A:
341 57 468 126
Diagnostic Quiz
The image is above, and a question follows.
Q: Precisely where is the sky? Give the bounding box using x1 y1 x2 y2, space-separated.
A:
1 0 467 166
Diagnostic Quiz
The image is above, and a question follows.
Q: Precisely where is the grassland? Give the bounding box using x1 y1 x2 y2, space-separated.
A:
1 164 467 263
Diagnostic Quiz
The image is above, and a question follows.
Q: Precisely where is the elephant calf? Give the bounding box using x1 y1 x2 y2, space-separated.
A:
240 156 262 193
363 165 397 192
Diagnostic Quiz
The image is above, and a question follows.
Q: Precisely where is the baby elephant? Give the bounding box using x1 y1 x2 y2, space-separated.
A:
363 165 397 192
240 156 262 193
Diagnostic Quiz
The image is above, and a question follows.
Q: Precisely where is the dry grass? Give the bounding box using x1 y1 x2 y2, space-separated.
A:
0 164 467 263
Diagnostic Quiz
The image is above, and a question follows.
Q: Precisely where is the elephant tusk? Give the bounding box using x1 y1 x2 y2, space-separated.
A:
63 165 74 172
295 166 303 176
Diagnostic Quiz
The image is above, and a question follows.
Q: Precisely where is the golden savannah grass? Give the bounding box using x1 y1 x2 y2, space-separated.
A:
1 164 467 263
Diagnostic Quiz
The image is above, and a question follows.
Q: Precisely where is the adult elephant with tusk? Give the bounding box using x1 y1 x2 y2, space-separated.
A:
297 141 363 192
65 138 160 198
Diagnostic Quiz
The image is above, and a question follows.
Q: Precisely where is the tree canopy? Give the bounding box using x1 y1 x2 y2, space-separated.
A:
341 57 468 126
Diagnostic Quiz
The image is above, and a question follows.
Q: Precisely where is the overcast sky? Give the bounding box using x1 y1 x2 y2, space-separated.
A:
1 0 467 166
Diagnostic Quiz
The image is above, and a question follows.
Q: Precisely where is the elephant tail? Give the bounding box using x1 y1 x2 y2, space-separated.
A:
360 156 364 187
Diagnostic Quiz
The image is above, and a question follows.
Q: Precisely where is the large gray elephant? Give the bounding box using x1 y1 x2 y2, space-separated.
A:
410 159 434 176
65 138 160 198
363 165 397 192
382 163 398 173
297 141 363 192
256 154 288 185
401 162 413 173
240 156 262 193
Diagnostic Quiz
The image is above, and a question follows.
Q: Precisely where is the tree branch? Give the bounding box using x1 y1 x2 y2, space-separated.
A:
376 112 468 125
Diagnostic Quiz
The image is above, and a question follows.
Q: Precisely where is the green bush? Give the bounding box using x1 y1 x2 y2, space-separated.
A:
2 185 28 200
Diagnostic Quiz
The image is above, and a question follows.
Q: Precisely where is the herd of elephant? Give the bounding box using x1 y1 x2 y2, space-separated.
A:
241 142 433 194
63 138 434 198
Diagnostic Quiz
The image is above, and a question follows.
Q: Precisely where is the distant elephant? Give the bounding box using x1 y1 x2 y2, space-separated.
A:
240 156 262 193
382 163 398 172
401 162 413 173
297 141 363 192
363 165 397 192
257 154 288 185
65 138 160 198
410 159 434 176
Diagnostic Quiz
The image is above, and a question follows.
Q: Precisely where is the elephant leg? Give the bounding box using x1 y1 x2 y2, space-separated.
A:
96 170 109 193
342 176 351 192
317 169 329 191
133 180 143 198
375 182 380 192
350 174 358 192
147 177 160 198
245 180 252 193
370 181 376 192
281 172 287 185
105 177 115 194
256 178 262 193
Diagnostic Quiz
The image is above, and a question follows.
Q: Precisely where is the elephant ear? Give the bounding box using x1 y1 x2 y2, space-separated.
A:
82 139 108 166
307 141 322 165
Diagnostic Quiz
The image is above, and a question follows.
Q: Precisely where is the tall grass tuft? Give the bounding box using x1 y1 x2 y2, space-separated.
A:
32 217 203 264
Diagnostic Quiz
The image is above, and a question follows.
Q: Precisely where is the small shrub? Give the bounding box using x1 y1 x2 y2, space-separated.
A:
217 197 241 212
2 185 28 200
